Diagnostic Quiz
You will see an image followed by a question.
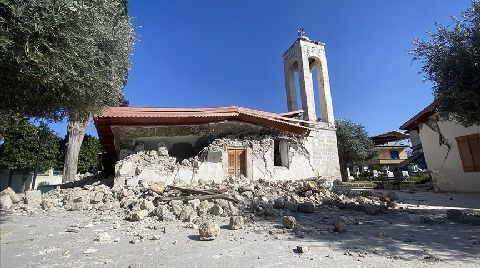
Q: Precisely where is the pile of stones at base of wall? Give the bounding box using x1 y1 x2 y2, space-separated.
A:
2 175 480 241
0 175 398 224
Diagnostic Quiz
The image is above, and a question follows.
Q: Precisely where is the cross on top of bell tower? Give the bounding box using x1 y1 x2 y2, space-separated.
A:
297 28 306 37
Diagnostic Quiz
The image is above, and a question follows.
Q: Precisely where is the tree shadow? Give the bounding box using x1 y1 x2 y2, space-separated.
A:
249 191 480 263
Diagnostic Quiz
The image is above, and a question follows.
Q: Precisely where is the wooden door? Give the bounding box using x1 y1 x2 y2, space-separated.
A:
228 148 246 177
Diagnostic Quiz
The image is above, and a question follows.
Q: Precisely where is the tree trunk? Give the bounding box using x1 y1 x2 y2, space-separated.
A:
62 117 90 183
7 169 13 188
20 172 28 193
340 162 349 182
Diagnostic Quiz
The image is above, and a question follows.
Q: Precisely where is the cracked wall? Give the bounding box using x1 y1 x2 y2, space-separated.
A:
419 120 480 192
112 121 341 186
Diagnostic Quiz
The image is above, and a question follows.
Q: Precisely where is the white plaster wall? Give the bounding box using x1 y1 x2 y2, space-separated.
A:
195 162 224 183
0 169 63 192
419 120 480 192
272 150 316 180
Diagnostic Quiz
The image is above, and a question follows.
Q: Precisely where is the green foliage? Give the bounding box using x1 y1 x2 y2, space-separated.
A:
336 119 377 166
411 1 480 127
77 134 101 173
0 0 134 121
409 172 432 184
0 118 61 173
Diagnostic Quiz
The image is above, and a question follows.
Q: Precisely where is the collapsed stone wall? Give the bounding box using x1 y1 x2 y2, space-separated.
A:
113 132 322 187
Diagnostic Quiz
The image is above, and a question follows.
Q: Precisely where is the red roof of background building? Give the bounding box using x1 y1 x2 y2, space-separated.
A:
399 103 438 131
94 106 312 156
370 130 409 145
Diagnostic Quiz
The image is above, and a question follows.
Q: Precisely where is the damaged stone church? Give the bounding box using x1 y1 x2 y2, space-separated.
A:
94 34 341 186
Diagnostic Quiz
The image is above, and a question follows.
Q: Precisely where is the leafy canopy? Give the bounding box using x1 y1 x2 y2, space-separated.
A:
0 118 61 173
411 1 480 126
0 0 134 121
335 119 377 165
77 134 101 173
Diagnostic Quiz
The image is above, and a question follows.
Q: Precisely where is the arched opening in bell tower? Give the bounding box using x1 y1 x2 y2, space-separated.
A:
309 57 325 123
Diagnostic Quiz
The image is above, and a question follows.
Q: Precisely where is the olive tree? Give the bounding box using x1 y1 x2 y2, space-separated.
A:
411 1 480 127
0 0 134 182
0 118 61 191
77 135 101 174
336 119 377 181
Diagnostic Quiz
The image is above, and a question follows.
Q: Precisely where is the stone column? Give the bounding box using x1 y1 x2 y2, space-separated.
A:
315 53 335 125
284 64 298 111
298 52 317 121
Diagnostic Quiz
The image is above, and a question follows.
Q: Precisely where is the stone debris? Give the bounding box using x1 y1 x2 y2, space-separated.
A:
1 188 22 205
297 202 315 213
333 217 347 232
24 190 42 208
83 247 98 254
0 169 422 251
0 194 13 210
210 204 224 216
94 232 113 243
199 222 220 240
129 210 149 221
149 183 165 194
155 206 176 222
65 226 80 233
0 187 16 198
179 206 196 222
296 245 309 253
228 216 244 230
0 172 402 227
150 234 162 240
282 216 296 229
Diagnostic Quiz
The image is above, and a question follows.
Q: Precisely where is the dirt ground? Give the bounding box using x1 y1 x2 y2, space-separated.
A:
1 189 479 267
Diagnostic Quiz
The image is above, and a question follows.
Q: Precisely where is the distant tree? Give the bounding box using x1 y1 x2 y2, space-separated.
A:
0 0 134 182
0 118 61 191
411 1 480 127
336 119 377 181
77 135 101 174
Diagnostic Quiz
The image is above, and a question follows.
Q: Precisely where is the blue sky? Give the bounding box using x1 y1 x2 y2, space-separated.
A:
49 0 471 137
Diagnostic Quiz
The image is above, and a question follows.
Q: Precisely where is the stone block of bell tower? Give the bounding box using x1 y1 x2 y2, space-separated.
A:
283 32 335 126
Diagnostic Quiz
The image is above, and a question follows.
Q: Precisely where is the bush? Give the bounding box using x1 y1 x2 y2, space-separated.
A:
409 173 432 184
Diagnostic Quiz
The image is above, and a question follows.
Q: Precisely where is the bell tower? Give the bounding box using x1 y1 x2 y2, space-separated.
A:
283 29 335 125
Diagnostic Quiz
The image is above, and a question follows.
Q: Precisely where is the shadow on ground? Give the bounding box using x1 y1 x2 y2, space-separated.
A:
251 190 480 262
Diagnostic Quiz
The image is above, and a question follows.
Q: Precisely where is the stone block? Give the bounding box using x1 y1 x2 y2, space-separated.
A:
229 216 244 230
24 190 42 208
282 216 296 229
118 161 135 176
199 222 220 240
0 195 13 210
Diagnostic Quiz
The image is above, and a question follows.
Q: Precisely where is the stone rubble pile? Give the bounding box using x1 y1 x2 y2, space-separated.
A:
2 175 479 243
0 176 397 222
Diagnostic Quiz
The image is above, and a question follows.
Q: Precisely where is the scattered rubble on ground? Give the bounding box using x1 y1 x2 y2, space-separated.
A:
1 172 479 257
1 174 479 267
296 245 309 253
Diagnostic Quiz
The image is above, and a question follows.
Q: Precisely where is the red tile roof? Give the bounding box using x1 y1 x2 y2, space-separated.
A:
94 106 311 156
370 130 409 145
399 103 438 131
